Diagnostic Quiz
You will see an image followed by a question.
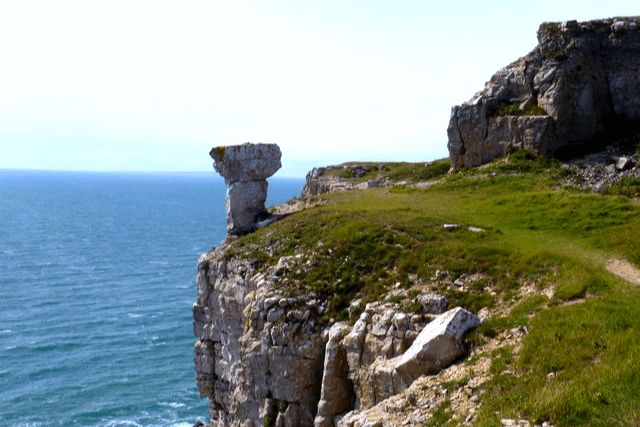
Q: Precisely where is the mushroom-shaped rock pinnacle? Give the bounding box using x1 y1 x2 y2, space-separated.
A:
210 142 282 184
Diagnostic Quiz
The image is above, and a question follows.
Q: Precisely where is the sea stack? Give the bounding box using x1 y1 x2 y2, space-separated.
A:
210 142 282 235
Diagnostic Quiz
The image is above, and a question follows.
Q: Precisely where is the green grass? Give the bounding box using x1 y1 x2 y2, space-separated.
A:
423 398 458 427
476 288 640 427
606 177 640 198
545 50 567 61
494 103 548 117
320 159 450 184
228 150 640 425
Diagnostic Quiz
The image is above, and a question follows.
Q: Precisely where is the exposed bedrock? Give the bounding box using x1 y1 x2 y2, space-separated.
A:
210 143 282 235
448 17 640 171
193 251 325 427
193 246 481 427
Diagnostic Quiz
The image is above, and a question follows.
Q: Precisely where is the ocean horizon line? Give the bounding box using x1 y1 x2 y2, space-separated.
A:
0 168 307 180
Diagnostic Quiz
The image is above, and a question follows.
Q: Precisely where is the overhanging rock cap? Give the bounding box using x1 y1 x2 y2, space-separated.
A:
210 142 282 183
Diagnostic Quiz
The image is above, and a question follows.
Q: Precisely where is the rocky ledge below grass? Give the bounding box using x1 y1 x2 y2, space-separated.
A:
301 160 450 197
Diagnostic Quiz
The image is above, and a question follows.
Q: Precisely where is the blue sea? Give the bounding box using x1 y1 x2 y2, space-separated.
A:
0 170 305 427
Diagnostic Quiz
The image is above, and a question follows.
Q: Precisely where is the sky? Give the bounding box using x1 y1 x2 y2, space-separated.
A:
1 1 638 178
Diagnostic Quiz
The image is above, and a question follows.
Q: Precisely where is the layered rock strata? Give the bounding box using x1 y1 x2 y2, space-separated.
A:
193 244 481 427
193 251 326 427
210 143 282 235
448 17 640 171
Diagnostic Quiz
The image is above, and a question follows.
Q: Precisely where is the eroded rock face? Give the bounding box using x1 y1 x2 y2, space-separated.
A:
314 323 353 427
193 249 325 427
211 143 282 184
194 243 481 427
210 143 282 235
448 17 640 171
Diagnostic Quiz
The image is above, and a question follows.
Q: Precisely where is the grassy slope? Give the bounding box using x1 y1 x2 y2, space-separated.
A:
233 152 640 426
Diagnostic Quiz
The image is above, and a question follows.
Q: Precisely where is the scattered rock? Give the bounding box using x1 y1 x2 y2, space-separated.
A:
417 293 448 314
606 258 640 285
559 138 640 191
500 419 556 427
615 156 634 171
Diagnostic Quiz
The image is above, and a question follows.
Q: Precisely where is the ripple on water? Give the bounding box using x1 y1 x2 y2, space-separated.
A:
0 172 305 426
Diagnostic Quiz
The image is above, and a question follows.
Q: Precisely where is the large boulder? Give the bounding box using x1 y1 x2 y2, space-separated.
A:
448 17 640 171
362 307 481 406
311 305 480 427
394 307 481 378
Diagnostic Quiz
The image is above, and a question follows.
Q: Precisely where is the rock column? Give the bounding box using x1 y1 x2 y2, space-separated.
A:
210 143 282 235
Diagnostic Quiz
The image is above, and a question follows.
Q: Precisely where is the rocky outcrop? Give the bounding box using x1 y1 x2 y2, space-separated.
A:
315 305 480 427
210 143 282 235
448 17 640 171
193 250 326 427
193 243 481 427
301 165 389 197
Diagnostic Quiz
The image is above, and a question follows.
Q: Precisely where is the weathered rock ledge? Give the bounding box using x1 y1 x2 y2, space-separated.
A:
301 160 448 197
193 241 481 427
448 17 640 171
301 164 391 197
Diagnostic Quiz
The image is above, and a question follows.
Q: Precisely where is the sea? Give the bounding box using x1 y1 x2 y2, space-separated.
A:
0 170 305 427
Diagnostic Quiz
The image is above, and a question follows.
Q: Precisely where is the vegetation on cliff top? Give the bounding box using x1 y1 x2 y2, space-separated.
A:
227 150 640 426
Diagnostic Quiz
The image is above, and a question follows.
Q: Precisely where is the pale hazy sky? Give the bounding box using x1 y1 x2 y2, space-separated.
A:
1 1 638 177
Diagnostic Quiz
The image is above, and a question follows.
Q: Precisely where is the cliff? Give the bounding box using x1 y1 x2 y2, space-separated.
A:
192 17 640 427
448 17 640 171
192 226 480 427
193 152 640 427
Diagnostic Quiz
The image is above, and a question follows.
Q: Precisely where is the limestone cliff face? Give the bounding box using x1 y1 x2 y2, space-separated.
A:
193 240 480 427
193 248 325 427
448 17 640 171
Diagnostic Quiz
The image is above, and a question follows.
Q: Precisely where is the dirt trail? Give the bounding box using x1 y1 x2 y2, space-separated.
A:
606 258 640 285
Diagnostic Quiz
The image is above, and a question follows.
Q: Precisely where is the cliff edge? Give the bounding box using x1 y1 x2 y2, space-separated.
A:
193 149 640 426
